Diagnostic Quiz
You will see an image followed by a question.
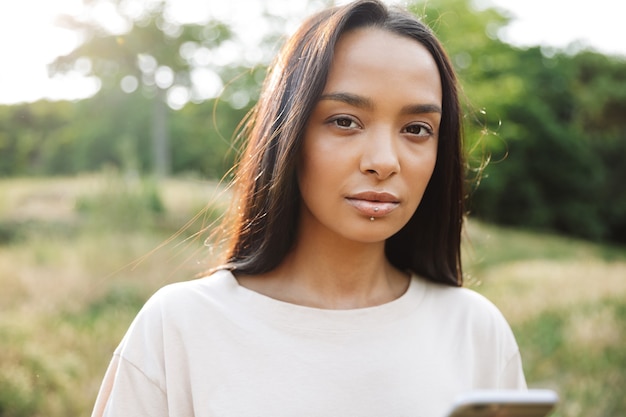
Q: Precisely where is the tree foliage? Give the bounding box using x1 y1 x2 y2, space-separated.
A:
48 0 239 178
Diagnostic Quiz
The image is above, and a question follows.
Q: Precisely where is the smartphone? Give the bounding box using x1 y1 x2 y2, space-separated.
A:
444 389 559 417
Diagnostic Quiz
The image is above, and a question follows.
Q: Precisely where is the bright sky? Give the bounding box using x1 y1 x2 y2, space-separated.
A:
0 0 624 105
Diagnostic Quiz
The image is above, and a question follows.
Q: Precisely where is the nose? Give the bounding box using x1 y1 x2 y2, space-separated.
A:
359 129 400 180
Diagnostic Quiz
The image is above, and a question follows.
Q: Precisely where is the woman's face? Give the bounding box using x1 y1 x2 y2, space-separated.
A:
297 27 442 244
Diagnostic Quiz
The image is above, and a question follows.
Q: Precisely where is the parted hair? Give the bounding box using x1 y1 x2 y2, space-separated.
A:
217 0 465 287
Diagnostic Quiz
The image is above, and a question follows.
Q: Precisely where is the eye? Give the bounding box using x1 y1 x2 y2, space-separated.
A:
329 116 360 129
403 123 433 137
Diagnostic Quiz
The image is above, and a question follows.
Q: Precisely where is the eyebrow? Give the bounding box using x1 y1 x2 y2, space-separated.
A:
319 92 442 115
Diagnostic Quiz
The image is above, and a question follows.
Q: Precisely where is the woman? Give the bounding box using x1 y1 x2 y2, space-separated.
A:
92 1 526 416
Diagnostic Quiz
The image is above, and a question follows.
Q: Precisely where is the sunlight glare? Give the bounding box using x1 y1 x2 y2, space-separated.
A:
0 0 85 103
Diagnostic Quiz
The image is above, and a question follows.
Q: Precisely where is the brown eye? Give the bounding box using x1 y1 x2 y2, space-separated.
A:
335 118 355 128
403 123 432 136
330 116 359 129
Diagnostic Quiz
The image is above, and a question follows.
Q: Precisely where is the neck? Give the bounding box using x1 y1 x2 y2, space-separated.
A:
236 223 410 309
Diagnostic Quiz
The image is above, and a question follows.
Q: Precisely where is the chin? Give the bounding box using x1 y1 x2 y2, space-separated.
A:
338 223 405 245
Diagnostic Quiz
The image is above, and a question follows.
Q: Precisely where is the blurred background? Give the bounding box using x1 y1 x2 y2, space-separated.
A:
0 0 624 416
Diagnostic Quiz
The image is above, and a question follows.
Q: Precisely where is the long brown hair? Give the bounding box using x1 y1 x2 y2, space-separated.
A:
217 0 465 287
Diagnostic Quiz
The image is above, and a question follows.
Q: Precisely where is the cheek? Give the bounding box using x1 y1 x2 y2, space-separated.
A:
298 134 343 188
297 144 324 199
405 146 438 200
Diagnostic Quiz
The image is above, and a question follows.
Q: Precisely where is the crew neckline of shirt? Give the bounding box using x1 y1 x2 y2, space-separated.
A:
215 269 427 332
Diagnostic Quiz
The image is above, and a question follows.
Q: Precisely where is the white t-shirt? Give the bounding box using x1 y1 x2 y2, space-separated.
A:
93 270 526 417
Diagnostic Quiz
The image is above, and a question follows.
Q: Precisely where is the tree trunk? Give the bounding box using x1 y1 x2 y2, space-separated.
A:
152 91 170 179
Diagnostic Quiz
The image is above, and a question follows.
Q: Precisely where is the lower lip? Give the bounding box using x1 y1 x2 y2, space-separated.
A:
345 198 399 217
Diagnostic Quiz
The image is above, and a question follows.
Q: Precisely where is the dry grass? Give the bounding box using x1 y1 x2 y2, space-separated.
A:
0 175 100 222
0 174 228 223
475 258 626 324
0 175 223 314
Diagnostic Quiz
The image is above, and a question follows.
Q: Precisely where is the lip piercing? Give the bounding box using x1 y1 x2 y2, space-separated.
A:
370 217 375 221
374 207 379 212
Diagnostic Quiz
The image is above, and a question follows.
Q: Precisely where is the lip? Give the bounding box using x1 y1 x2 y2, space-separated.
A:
345 191 400 217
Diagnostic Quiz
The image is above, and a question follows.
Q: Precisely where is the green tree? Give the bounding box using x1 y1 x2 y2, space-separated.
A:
571 51 626 241
49 0 233 178
0 101 78 176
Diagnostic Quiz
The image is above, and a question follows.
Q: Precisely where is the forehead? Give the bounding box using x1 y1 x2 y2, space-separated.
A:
324 27 442 104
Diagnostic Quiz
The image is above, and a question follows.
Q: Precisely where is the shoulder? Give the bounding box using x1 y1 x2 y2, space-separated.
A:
422 278 504 314
416 277 515 337
143 269 237 313
416 277 525 381
118 270 238 348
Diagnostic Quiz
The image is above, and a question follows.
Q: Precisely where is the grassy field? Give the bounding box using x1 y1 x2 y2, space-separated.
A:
0 174 624 416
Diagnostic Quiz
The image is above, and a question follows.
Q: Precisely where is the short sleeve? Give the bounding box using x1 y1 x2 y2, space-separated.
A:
499 349 527 389
94 354 168 417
